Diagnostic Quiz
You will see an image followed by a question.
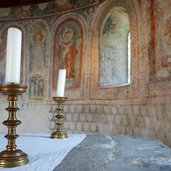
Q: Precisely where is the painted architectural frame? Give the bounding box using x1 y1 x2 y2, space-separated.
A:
90 0 139 100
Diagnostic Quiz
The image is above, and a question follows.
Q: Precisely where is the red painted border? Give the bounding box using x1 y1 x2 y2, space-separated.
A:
150 0 156 80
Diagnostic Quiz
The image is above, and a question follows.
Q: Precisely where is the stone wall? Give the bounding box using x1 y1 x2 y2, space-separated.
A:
1 96 171 145
1 0 171 147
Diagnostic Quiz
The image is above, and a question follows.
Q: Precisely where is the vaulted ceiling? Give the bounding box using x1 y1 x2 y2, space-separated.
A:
0 0 55 8
0 0 105 8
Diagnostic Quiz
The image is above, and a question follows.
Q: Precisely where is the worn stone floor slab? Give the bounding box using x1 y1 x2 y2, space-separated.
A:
53 135 171 171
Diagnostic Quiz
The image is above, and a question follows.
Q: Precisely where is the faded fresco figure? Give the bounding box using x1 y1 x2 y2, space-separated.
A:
59 27 77 79
30 22 48 72
29 76 44 99
101 46 119 85
38 79 44 97
0 72 4 84
56 0 72 12
30 80 37 97
160 16 171 63
31 32 45 70
100 7 130 87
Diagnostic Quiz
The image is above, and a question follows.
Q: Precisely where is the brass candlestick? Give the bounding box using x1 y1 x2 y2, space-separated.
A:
0 83 29 168
51 97 68 139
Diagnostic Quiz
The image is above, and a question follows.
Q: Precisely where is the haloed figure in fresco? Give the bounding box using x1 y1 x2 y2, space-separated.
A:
31 32 45 70
59 27 77 80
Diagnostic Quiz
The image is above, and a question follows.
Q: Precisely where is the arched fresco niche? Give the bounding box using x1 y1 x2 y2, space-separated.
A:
90 0 139 100
52 18 83 89
28 21 49 100
29 75 44 99
29 21 48 72
100 6 130 87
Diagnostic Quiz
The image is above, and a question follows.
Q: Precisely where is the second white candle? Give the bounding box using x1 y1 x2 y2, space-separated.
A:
56 69 66 97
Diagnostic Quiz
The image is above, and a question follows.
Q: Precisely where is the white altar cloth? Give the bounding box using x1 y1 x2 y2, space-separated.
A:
0 133 86 171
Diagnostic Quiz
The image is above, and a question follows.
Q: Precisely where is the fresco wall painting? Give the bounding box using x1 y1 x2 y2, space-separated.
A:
145 0 171 98
150 0 171 80
0 0 138 101
28 21 49 100
100 6 130 87
0 0 98 20
0 14 85 100
52 18 83 90
90 0 139 100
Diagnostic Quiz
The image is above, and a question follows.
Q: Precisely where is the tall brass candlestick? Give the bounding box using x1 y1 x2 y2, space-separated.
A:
0 83 29 168
51 97 68 139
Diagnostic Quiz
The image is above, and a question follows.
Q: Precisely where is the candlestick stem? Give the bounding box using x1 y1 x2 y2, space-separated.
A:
51 97 68 139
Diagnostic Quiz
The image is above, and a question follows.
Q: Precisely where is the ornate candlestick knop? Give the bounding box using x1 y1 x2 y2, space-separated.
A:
0 83 29 168
51 96 68 139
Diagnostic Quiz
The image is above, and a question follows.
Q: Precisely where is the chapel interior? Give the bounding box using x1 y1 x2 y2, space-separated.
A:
0 0 171 169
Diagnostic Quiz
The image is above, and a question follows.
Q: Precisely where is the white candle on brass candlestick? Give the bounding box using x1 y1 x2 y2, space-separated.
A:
5 27 22 84
56 69 66 97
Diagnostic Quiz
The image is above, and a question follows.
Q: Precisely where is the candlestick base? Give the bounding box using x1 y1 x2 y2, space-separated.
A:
0 83 29 168
51 97 68 139
51 131 68 139
0 150 28 168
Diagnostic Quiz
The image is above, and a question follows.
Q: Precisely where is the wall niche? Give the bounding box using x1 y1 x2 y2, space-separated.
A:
100 6 130 87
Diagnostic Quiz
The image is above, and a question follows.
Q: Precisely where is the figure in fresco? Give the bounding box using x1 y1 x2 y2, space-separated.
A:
29 22 48 100
37 79 44 97
161 17 171 63
29 76 44 99
53 21 83 89
58 27 77 79
31 32 45 71
32 32 44 68
14 7 31 19
30 22 48 72
100 46 118 85
56 0 72 12
0 72 5 84
30 80 37 97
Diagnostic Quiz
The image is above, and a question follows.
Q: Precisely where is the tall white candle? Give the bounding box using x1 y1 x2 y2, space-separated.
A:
56 69 66 97
5 27 22 84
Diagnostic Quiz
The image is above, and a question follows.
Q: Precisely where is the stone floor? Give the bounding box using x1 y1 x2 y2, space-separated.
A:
54 135 171 171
